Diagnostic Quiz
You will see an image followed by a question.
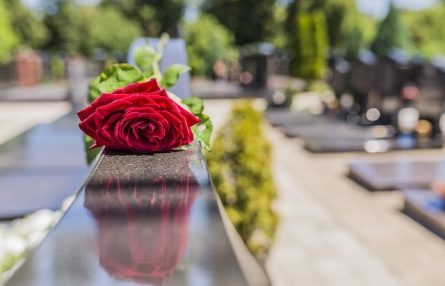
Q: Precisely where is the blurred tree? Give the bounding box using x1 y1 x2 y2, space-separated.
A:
43 0 85 54
184 15 237 76
5 0 48 49
90 7 142 58
402 5 445 57
268 3 288 49
42 1 142 58
101 0 186 37
286 1 328 80
203 0 276 46
371 4 409 56
322 0 376 56
0 0 18 63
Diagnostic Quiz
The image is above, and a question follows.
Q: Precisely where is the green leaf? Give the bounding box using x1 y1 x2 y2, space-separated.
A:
182 96 213 150
182 96 204 115
160 64 190 89
98 63 143 93
83 134 102 165
193 118 213 150
87 76 101 103
134 45 156 76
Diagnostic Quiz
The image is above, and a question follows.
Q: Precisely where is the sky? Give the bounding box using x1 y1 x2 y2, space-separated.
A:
23 0 439 18
357 0 438 18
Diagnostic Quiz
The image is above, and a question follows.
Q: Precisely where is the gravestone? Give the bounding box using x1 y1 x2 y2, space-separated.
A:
328 57 350 98
347 51 377 113
239 43 274 90
403 189 445 239
348 160 445 191
0 114 91 219
266 110 327 127
6 144 251 286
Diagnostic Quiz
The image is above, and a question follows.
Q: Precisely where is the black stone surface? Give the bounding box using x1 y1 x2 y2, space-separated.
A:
0 114 91 219
266 110 327 127
348 160 445 191
403 189 445 239
6 143 251 286
305 135 443 153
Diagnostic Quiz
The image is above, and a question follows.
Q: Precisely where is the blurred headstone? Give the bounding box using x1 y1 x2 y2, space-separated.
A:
239 43 274 90
67 56 88 108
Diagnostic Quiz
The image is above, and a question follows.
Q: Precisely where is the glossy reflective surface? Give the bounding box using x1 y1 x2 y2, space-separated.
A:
0 114 91 218
7 144 248 286
404 189 445 239
349 160 445 191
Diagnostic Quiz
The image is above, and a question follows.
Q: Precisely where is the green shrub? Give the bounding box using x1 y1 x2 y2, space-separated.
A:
184 15 238 77
207 101 278 258
0 1 19 63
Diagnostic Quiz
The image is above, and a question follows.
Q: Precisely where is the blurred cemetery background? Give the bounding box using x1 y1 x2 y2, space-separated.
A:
1 0 445 285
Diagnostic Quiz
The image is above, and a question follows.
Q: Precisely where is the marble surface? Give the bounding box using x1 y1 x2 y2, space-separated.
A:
6 143 249 286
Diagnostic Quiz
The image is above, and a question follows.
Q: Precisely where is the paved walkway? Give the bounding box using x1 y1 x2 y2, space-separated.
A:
266 127 445 286
0 102 71 145
204 99 445 286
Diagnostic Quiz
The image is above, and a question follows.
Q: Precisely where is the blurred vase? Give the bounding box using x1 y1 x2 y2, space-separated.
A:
84 170 199 285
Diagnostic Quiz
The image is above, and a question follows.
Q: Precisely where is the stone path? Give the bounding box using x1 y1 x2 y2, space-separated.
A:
266 127 445 286
204 99 445 286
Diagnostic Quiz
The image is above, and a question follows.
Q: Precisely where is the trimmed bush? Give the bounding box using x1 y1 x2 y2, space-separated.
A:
207 101 278 258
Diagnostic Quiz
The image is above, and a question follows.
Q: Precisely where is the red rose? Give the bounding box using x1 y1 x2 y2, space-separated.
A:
77 79 200 153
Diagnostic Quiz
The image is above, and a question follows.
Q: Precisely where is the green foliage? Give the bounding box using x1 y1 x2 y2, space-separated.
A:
90 7 142 57
160 64 190 89
402 5 445 57
91 7 142 55
134 45 156 75
268 4 288 49
98 64 144 93
101 0 186 37
203 0 276 45
5 0 48 49
182 97 213 150
207 101 278 257
371 4 409 56
43 0 85 54
49 56 65 80
287 7 328 80
0 1 19 63
184 15 238 76
42 2 141 57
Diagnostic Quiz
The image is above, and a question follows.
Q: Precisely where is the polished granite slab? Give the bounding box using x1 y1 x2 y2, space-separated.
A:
6 144 251 286
0 114 91 219
403 190 445 239
305 135 443 153
266 110 327 127
348 160 445 191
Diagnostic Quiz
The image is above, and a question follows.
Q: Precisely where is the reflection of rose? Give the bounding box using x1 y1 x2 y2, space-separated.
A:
85 172 198 285
77 79 200 153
